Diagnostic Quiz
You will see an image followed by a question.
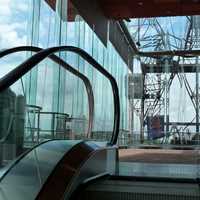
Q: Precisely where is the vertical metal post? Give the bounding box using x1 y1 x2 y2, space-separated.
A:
140 74 145 143
132 99 134 142
196 57 199 133
140 98 145 144
165 79 170 135
37 112 40 144
130 99 134 143
52 113 55 139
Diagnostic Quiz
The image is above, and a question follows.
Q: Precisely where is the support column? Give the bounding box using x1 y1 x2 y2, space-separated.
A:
196 57 199 133
140 74 145 143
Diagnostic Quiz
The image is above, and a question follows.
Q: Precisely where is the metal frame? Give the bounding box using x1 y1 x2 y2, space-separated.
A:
25 106 71 143
0 46 120 145
0 46 94 139
119 20 200 58
120 19 200 144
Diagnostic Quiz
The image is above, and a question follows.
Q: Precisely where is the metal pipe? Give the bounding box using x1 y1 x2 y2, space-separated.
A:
118 20 139 54
0 46 94 139
139 49 200 58
196 57 199 133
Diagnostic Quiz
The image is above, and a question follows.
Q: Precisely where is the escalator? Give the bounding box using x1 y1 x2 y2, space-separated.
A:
0 139 199 200
0 46 96 168
0 46 199 200
0 140 117 200
79 177 200 200
0 45 119 200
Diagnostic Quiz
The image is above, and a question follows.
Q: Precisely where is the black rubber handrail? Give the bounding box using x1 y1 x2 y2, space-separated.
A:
0 46 94 138
0 46 120 145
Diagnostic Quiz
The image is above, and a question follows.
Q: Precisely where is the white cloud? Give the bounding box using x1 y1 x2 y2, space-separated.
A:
0 23 27 48
0 59 21 78
0 0 28 48
0 0 12 17
15 3 28 12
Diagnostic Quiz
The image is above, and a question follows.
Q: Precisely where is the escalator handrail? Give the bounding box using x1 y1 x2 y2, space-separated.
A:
0 46 120 145
0 46 94 138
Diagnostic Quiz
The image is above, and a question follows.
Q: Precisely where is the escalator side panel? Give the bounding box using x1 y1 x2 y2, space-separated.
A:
64 146 117 200
0 140 82 200
36 143 117 200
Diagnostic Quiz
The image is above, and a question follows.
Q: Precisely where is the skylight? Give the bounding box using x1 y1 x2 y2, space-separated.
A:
127 16 200 52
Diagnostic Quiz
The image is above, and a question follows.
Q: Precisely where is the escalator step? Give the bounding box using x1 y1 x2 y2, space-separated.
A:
82 180 200 200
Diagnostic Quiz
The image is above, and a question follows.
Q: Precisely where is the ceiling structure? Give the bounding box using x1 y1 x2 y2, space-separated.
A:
44 0 200 58
46 0 200 20
45 0 77 21
99 0 200 19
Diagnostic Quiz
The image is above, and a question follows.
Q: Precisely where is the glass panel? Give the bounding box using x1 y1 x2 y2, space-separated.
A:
0 0 130 180
65 15 129 142
0 140 80 200
0 53 90 170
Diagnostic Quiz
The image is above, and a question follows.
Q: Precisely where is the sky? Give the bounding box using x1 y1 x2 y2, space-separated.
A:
0 0 29 79
0 0 28 48
128 17 189 51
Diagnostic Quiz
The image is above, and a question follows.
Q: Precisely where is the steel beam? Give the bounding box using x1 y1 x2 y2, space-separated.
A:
142 64 200 73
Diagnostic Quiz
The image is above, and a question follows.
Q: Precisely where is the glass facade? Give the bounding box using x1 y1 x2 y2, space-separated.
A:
0 0 129 167
25 0 129 135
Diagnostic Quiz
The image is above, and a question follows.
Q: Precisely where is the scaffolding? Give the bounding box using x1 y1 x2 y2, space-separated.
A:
128 16 200 145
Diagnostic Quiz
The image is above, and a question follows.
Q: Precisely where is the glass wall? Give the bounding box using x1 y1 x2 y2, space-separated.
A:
25 0 129 135
0 0 129 167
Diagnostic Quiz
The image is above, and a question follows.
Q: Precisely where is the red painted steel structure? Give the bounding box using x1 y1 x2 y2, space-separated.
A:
45 0 77 21
46 0 200 20
99 0 200 19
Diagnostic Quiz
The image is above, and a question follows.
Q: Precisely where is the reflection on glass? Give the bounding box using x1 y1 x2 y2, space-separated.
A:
0 140 80 200
0 0 129 173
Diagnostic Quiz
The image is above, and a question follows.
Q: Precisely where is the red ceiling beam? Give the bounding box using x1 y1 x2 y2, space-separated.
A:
45 0 200 20
45 0 77 21
45 0 55 10
99 0 200 19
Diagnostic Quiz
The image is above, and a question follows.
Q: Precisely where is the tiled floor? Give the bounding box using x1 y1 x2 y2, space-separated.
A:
119 148 199 164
